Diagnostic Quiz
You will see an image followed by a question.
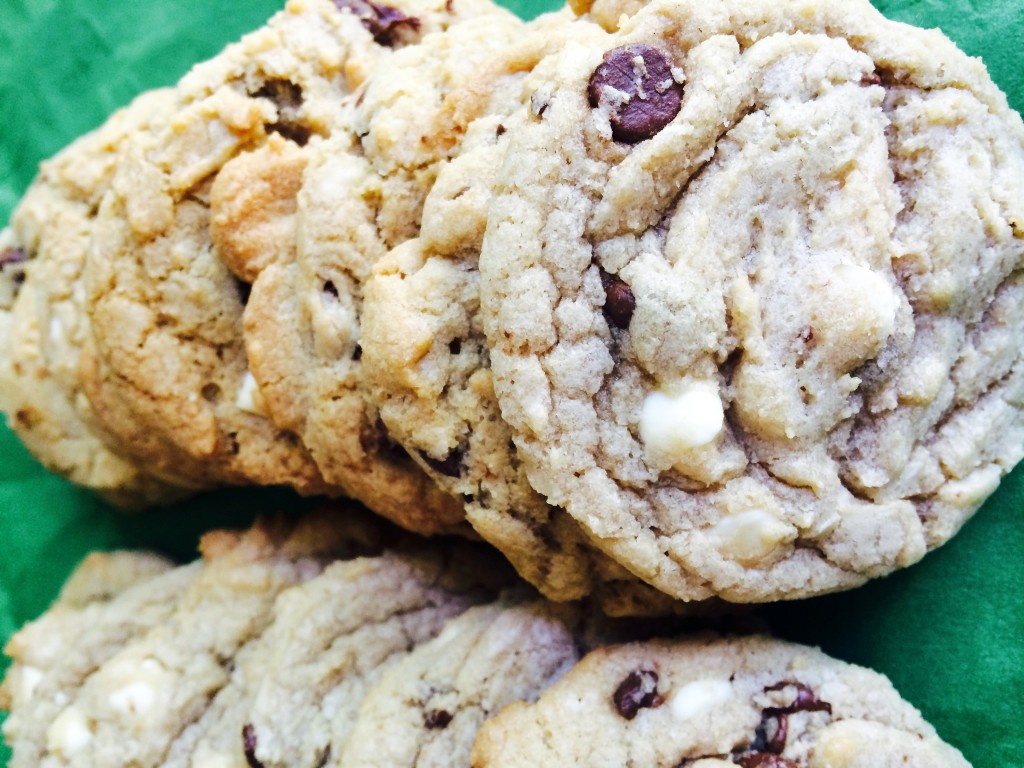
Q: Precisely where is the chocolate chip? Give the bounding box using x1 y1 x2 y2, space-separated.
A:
735 754 798 768
323 280 339 299
253 79 311 146
601 270 635 329
418 448 463 478
0 248 27 267
749 682 833 755
588 44 683 143
424 709 454 729
352 344 363 361
333 0 421 46
764 681 832 716
242 724 265 768
361 418 412 462
754 708 789 754
612 668 664 720
448 338 462 355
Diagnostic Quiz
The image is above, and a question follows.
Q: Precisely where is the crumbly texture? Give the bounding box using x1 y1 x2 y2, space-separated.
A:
470 634 971 768
82 0 503 499
339 599 581 767
165 547 501 768
0 557 201 767
0 509 395 768
359 24 702 613
0 511 518 768
0 89 189 505
480 0 1024 602
82 0 382 492
244 7 525 535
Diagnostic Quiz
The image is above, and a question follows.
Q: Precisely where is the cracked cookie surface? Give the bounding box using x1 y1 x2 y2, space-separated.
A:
0 89 188 505
479 0 1024 602
244 6 526 535
361 17 711 612
471 634 971 768
83 0 502 500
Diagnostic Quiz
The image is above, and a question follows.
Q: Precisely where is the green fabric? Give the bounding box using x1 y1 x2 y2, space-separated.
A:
0 1 1021 766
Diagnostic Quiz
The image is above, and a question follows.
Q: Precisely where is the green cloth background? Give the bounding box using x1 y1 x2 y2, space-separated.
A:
0 1 1021 765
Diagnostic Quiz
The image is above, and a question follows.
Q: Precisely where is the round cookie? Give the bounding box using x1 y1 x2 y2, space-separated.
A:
479 0 1024 602
470 634 971 767
168 545 508 768
82 0 503 499
359 32 703 614
339 599 581 767
0 89 191 506
0 556 200 768
7 509 394 768
243 8 528 534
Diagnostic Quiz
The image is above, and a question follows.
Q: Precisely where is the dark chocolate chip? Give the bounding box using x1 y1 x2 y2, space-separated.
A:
755 708 789 754
242 724 265 768
418 447 463 478
735 754 798 768
601 271 635 329
764 681 832 716
323 280 339 299
201 383 221 403
254 79 304 113
588 44 683 143
424 709 454 729
0 248 27 267
352 344 363 361
360 418 411 462
333 0 421 46
253 79 312 146
448 338 462 355
612 668 664 720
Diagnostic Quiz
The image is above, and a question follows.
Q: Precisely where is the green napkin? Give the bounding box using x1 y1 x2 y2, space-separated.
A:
0 1 1021 766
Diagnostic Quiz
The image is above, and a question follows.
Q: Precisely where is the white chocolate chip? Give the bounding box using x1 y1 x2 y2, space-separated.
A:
190 751 248 768
46 706 92 757
639 383 724 463
669 679 732 721
235 370 268 417
109 680 157 716
710 509 795 565
13 665 43 703
831 264 898 337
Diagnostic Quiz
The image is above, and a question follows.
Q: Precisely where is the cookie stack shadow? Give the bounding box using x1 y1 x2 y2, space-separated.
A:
1 0 1022 763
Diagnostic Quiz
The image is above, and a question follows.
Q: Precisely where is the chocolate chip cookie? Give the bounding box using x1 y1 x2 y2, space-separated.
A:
359 19 708 613
479 0 1024 602
0 89 190 505
83 0 506 503
244 7 530 535
471 634 971 767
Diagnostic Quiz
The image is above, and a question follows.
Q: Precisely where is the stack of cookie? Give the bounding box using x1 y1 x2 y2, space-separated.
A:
3 0 1022 614
0 509 972 767
0 0 1022 759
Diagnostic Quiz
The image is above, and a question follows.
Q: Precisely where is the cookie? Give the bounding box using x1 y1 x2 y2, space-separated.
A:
243 7 527 534
338 598 582 767
359 28 701 613
0 555 201 767
471 634 971 767
0 508 395 767
0 88 191 506
168 546 508 768
479 0 1024 602
81 0 502 497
